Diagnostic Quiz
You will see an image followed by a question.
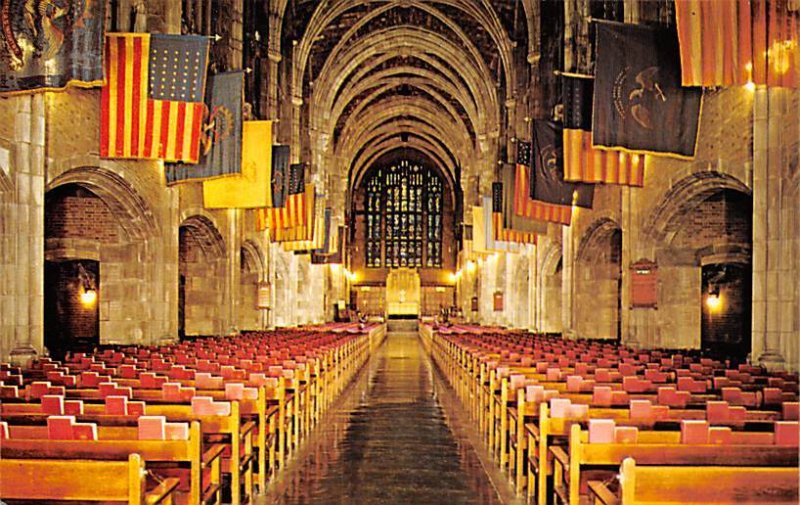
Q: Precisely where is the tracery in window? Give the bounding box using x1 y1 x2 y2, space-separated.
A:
363 160 444 269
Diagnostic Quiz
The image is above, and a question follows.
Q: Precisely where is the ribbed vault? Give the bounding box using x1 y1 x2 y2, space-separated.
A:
275 0 530 209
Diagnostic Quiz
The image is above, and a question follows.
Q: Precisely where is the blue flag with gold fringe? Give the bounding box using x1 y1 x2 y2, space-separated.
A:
593 21 702 158
165 71 244 183
0 0 105 93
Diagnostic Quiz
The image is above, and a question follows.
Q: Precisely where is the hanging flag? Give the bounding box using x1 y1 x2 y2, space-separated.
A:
257 164 304 232
593 21 702 158
493 182 538 245
283 203 326 252
483 196 523 253
202 120 272 209
257 163 307 233
0 0 105 94
272 185 315 242
675 0 799 88
165 71 244 183
314 208 333 254
563 76 645 186
514 141 572 225
101 33 210 164
312 226 344 264
270 145 290 208
532 120 594 208
502 163 548 234
471 204 489 254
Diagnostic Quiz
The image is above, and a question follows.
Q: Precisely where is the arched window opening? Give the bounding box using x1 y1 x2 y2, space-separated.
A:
364 160 443 269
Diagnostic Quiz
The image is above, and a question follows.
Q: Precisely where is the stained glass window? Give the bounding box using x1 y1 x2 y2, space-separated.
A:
363 160 443 269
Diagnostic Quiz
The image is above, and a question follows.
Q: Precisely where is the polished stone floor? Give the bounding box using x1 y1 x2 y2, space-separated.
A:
259 331 517 504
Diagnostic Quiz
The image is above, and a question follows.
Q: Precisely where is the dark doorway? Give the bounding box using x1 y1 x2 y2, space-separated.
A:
701 263 752 363
44 260 100 360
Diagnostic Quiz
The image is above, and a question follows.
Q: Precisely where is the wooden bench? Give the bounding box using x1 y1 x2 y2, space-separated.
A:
2 421 223 505
553 423 799 505
587 457 799 504
0 453 180 504
0 402 251 505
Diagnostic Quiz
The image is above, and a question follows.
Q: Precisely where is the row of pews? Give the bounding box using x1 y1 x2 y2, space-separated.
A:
0 323 386 505
424 324 800 504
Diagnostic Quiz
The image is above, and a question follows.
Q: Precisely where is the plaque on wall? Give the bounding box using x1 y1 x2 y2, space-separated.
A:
256 282 271 309
630 259 658 308
493 291 504 312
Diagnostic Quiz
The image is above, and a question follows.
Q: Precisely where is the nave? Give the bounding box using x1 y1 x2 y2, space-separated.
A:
261 330 514 504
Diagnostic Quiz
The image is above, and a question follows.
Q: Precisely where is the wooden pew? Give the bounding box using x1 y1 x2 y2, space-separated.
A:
2 421 223 505
587 457 799 504
0 453 180 504
0 403 251 505
553 423 799 505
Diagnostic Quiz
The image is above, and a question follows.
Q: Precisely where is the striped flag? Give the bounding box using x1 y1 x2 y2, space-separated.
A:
165 72 244 183
513 142 572 226
532 120 594 208
675 0 799 88
283 204 327 252
502 163 547 234
492 183 537 245
563 76 645 186
100 33 209 164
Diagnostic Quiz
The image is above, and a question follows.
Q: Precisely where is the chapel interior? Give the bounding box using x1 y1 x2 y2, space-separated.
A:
0 0 798 504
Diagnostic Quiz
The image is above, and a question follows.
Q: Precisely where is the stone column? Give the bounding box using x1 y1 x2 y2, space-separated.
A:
1 95 45 358
752 87 792 370
267 50 282 118
561 225 576 338
528 245 538 332
226 208 241 334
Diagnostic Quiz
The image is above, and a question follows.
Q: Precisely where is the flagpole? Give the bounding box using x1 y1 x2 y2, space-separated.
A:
553 70 593 79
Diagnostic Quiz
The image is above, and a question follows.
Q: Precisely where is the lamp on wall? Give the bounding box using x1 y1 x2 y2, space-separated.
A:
77 263 97 307
706 284 721 311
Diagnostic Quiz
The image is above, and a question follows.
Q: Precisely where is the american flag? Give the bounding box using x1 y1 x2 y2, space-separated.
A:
257 163 310 238
100 33 209 164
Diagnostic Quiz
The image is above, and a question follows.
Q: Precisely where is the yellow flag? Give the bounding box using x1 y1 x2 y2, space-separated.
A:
472 204 488 254
203 120 273 209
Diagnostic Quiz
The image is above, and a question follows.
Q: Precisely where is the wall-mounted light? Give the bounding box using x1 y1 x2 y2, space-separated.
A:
77 263 97 307
706 285 722 311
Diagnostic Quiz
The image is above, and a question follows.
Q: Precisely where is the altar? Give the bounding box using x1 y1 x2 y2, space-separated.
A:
385 268 420 318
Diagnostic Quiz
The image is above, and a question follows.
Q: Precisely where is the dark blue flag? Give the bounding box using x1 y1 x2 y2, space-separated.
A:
0 0 105 93
271 145 290 207
165 71 244 184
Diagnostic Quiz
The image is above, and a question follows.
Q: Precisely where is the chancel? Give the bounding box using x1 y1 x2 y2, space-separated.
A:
0 0 798 504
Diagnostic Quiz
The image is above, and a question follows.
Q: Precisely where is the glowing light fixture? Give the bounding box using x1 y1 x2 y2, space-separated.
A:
466 260 476 273
706 285 722 311
76 263 97 307
80 288 97 306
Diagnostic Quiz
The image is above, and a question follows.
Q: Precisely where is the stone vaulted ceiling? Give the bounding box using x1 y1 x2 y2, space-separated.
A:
276 0 533 196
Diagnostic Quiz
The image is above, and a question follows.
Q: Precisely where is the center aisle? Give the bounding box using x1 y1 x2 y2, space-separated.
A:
259 330 513 504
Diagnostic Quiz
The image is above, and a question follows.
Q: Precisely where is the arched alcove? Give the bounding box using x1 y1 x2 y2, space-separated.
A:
179 214 226 337
575 219 623 340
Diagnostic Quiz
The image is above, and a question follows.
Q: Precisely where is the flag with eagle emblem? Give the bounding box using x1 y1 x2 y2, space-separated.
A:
0 0 105 93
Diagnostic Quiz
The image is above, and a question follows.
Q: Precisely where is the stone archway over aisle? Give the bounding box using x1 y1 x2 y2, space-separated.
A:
179 213 227 337
44 167 164 350
644 172 753 352
239 240 267 331
575 218 623 341
538 242 563 334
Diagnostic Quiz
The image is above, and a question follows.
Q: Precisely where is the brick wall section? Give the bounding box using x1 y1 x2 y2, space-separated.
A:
673 191 752 249
46 194 120 243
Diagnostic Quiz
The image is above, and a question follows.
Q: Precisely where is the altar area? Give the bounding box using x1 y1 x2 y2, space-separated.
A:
385 268 421 318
